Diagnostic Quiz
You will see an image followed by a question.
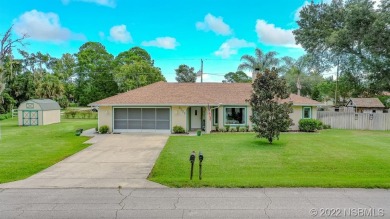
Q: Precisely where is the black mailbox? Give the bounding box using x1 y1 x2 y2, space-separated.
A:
190 151 196 163
199 152 203 162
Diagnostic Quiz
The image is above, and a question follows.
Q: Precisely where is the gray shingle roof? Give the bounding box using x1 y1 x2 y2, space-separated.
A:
28 99 61 110
349 98 385 108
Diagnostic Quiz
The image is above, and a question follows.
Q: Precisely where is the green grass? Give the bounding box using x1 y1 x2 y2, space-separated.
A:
0 118 97 183
149 130 390 188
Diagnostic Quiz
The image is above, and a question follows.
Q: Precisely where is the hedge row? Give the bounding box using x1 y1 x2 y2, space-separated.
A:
63 110 98 119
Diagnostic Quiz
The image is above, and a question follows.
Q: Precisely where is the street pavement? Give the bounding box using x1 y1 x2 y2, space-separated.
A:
0 188 388 218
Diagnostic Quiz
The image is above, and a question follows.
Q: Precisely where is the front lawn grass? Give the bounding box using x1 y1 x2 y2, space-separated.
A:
149 130 390 188
0 118 97 183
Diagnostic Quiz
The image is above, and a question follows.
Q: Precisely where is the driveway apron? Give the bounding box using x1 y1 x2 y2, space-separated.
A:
0 132 169 188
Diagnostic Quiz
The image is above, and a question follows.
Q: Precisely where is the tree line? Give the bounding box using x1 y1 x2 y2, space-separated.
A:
0 28 165 113
1 0 389 113
176 0 390 107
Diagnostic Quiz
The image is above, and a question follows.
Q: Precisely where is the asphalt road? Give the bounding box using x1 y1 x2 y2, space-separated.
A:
0 188 388 218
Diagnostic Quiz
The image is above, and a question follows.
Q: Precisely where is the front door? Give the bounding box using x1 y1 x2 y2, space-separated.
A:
23 110 38 126
191 107 201 129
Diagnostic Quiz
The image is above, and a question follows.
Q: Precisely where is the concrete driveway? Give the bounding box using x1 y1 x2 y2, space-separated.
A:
0 131 169 188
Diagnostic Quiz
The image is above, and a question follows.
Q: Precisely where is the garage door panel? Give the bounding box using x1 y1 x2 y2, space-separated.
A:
142 108 155 120
114 120 127 129
114 108 170 131
156 108 169 120
142 121 155 129
114 108 127 119
128 108 141 119
156 121 169 129
128 120 141 129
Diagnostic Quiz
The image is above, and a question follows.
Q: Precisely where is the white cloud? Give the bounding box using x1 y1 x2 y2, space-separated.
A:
196 13 232 36
62 0 116 7
13 10 85 42
255 19 300 48
109 25 132 43
141 37 178 49
214 38 255 58
294 1 310 20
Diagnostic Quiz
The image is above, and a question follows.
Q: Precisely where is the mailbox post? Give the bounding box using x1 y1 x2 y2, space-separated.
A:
189 151 196 180
199 151 203 180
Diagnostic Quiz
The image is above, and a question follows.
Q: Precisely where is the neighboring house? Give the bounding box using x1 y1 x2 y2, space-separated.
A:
345 98 385 113
90 81 322 133
18 99 61 126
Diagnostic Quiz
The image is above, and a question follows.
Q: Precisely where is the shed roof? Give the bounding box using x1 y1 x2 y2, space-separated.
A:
20 99 61 110
91 81 322 106
348 98 385 108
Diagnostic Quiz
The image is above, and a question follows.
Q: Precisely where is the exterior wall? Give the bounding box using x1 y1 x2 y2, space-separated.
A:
247 106 253 130
42 110 61 125
171 106 188 132
312 107 318 119
205 107 212 133
217 107 224 130
360 108 384 113
18 111 22 126
289 106 318 130
18 101 43 126
98 106 113 132
289 106 303 130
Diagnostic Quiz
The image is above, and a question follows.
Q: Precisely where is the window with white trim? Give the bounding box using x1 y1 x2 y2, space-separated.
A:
225 107 246 125
303 107 312 119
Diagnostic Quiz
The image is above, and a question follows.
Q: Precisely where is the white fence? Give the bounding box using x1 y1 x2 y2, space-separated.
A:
11 109 18 118
317 112 390 131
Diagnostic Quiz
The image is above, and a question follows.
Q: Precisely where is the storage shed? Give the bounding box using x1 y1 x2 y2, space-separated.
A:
18 99 61 126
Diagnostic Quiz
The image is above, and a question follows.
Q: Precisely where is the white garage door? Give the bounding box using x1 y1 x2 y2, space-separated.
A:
113 108 170 132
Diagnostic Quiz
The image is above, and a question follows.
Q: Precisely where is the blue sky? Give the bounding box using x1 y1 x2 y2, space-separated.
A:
1 0 315 82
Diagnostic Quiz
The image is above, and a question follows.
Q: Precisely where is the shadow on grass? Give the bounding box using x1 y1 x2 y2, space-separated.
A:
248 137 286 149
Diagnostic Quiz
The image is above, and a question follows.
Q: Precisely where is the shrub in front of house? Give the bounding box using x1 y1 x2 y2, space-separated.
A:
299 119 323 132
99 125 109 134
239 127 246 132
323 124 331 129
173 125 185 134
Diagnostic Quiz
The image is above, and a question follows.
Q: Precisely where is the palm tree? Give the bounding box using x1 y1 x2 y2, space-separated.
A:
280 55 312 96
238 48 279 80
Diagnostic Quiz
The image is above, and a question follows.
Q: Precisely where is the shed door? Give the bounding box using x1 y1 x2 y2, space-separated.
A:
113 108 170 132
23 111 38 126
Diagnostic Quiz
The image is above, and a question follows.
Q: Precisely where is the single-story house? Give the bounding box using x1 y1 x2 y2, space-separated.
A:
18 99 61 126
90 81 322 133
345 98 385 113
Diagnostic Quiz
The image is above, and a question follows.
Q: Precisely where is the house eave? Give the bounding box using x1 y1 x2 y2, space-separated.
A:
89 103 249 107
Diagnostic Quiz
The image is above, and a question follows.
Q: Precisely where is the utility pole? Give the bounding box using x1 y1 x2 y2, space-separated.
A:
200 59 203 83
335 59 339 107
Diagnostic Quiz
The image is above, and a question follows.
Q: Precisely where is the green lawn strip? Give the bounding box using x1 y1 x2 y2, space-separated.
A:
149 130 390 188
0 118 97 183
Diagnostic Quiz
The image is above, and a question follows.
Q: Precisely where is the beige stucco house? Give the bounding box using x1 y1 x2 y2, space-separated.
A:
90 82 322 133
18 99 61 126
